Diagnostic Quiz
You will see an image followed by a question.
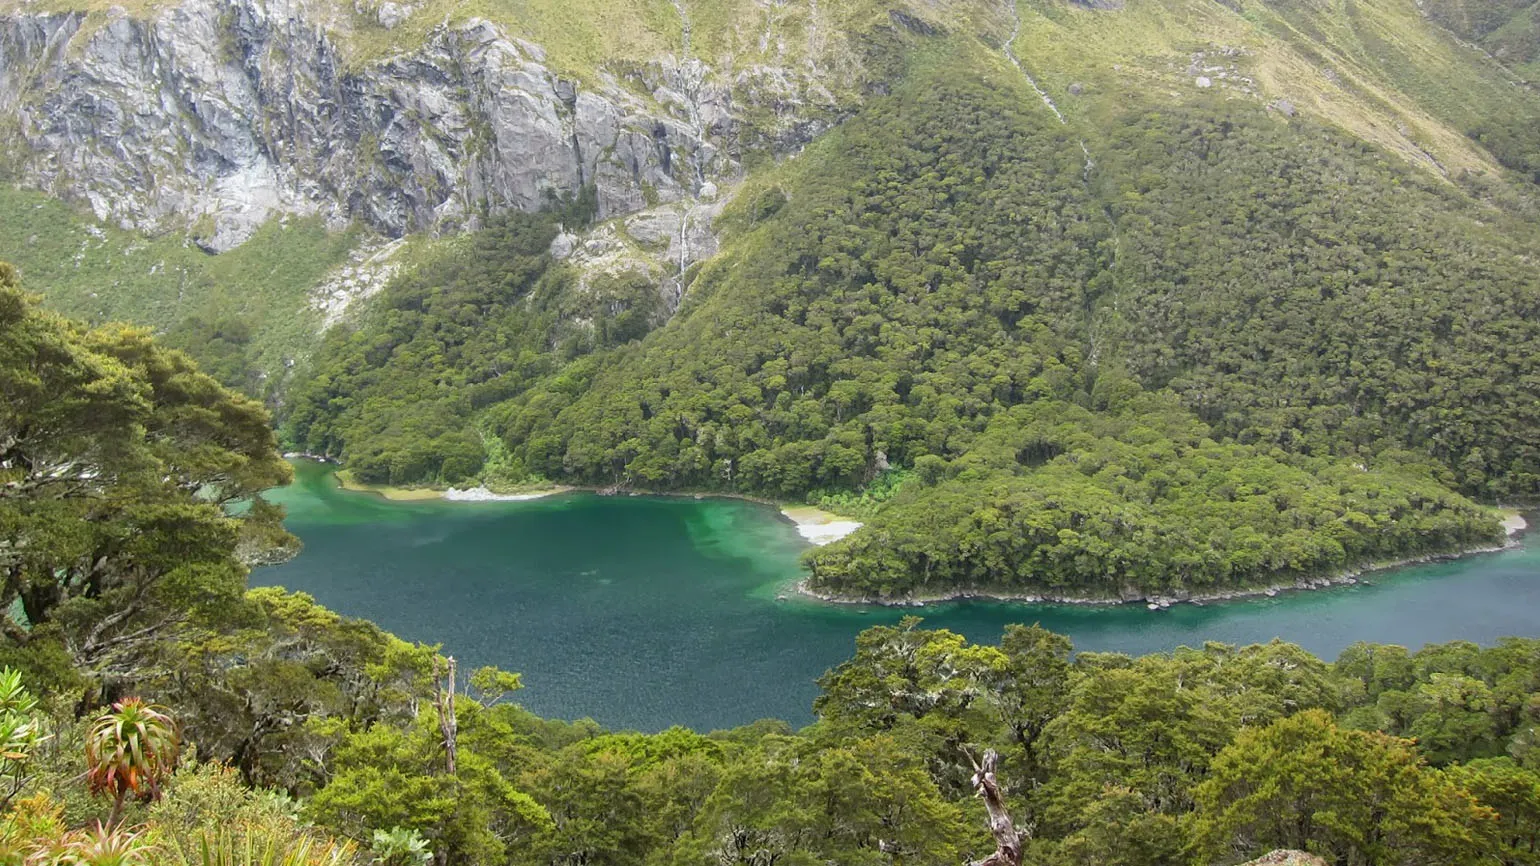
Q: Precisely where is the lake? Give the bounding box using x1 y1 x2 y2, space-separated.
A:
256 460 1540 732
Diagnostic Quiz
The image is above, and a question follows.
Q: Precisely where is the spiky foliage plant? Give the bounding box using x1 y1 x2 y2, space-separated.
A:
85 698 180 826
0 668 47 810
55 822 157 866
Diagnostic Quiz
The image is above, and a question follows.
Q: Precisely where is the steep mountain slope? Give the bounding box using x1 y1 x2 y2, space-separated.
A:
0 0 1004 389
1422 0 1540 78
1007 0 1540 175
0 0 1001 250
4 0 1540 600
0 185 365 396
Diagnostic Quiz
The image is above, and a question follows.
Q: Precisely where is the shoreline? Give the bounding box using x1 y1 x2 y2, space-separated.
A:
294 456 869 531
442 484 574 502
332 473 792 510
290 457 1530 612
324 464 572 503
793 514 1529 610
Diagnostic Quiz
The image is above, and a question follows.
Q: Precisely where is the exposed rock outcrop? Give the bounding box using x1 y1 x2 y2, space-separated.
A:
0 0 846 251
1238 852 1329 866
308 235 406 329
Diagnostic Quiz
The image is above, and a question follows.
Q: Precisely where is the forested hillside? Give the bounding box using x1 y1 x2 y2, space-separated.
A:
288 32 1534 601
6 0 1540 859
5 0 1540 603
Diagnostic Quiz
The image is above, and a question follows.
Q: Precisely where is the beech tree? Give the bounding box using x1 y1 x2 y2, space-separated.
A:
161 588 439 790
0 264 291 697
1192 709 1494 865
994 624 1072 790
1444 758 1540 866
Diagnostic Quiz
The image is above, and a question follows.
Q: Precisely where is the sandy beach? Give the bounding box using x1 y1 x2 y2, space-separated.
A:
779 506 863 545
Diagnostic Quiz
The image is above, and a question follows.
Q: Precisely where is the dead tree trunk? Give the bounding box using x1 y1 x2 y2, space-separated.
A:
968 749 1022 866
434 656 458 776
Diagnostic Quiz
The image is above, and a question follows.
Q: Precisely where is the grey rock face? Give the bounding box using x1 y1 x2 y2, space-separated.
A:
0 1 835 251
550 196 725 313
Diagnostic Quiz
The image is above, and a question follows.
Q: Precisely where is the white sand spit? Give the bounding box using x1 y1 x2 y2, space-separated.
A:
780 506 863 545
443 486 560 502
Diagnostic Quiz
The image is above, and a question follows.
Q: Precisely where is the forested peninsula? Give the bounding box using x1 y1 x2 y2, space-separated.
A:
5 273 1540 864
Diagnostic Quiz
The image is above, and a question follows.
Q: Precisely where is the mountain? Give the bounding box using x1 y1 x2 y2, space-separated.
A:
2 0 1538 601
0 0 954 391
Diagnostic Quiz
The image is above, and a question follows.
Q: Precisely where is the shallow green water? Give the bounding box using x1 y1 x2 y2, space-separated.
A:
256 460 1540 732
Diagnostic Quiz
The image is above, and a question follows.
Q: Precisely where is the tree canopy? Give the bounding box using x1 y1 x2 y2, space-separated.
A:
0 263 292 693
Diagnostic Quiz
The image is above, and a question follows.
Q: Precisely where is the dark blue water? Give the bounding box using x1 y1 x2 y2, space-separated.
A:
255 461 1540 732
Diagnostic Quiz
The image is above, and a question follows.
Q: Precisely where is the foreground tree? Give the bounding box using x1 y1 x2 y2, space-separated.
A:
163 588 438 791
1443 758 1540 866
1193 709 1494 865
994 624 1072 791
0 262 292 699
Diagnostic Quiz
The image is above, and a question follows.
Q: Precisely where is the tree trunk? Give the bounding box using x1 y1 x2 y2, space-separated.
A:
19 580 60 626
968 749 1022 866
108 791 126 830
435 656 458 776
432 658 458 866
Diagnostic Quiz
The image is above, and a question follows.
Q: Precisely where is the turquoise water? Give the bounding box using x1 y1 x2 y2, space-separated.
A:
256 461 1540 732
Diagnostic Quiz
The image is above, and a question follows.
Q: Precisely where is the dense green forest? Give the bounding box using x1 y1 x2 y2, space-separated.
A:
7 0 1540 857
4 279 1540 864
285 40 1532 600
3 278 1540 865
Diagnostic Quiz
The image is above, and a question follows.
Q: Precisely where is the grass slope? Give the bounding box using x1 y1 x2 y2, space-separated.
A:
0 0 1009 82
1007 0 1538 178
0 185 358 394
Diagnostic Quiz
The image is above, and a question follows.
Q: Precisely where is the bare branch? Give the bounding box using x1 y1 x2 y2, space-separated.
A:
433 656 458 776
967 749 1022 866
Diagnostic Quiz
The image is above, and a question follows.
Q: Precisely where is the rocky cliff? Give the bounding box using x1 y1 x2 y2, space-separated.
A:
2 0 1521 261
0 0 881 252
